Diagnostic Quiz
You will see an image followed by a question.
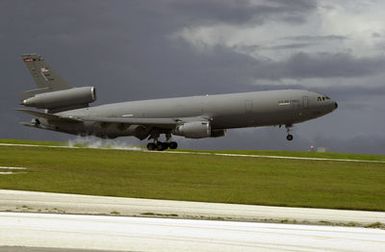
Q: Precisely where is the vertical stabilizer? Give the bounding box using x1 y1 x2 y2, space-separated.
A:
21 54 71 98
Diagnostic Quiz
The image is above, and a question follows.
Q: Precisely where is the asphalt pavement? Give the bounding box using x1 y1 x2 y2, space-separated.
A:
1 189 384 226
1 212 385 252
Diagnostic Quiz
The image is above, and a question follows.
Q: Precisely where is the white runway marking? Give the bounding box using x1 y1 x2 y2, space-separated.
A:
0 166 27 175
0 172 14 175
165 150 385 164
1 142 384 164
0 212 384 252
0 166 27 170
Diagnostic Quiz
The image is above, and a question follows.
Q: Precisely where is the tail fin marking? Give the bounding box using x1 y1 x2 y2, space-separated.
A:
21 53 71 95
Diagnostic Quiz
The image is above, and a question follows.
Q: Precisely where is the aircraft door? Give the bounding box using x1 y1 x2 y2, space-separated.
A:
245 99 253 113
244 99 255 125
303 96 309 109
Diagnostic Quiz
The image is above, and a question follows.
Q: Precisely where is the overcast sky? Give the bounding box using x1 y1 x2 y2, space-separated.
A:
1 0 384 154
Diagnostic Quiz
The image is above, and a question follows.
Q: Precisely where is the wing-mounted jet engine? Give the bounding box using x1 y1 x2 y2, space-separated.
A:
173 121 226 139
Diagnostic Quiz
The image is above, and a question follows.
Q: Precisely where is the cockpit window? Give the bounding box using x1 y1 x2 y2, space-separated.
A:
318 96 330 102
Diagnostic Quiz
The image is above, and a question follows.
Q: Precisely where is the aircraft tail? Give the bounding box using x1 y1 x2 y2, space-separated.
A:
20 54 96 113
21 53 71 99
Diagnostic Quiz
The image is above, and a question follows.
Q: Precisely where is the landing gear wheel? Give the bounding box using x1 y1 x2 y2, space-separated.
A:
156 142 168 151
285 124 294 141
147 143 156 151
169 141 178 150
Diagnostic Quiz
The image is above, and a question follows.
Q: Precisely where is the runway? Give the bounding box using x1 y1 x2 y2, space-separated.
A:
1 144 385 251
1 212 385 252
1 190 385 227
1 142 384 164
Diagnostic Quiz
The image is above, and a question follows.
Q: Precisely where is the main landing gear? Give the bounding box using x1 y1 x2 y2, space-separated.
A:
146 141 178 151
146 132 178 151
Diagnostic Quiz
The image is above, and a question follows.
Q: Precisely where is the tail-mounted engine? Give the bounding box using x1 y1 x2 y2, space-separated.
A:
21 86 96 112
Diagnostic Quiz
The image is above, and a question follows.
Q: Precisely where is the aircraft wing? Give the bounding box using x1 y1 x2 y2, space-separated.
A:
19 108 209 129
82 117 177 128
17 109 82 123
81 116 209 128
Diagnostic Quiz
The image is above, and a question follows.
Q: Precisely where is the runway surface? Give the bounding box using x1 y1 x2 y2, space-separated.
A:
1 143 385 251
1 142 384 164
1 212 385 252
1 190 385 227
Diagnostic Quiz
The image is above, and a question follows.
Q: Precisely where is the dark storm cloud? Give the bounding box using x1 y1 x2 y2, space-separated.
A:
263 43 314 50
234 43 314 53
317 85 385 97
168 0 317 25
246 35 349 52
237 35 349 54
282 35 348 42
0 0 384 154
0 0 320 103
168 0 262 24
253 52 385 80
242 83 385 98
263 35 349 50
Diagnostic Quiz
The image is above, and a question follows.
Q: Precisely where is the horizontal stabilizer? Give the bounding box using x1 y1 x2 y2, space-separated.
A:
21 87 51 100
17 109 82 123
20 121 39 127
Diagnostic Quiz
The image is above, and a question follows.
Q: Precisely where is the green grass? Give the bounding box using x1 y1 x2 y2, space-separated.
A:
0 140 384 211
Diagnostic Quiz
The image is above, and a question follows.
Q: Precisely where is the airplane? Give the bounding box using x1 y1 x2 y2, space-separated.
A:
18 53 338 151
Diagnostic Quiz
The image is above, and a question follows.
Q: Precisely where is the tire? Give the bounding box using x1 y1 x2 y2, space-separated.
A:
147 143 156 150
169 142 178 149
156 142 168 151
286 134 294 141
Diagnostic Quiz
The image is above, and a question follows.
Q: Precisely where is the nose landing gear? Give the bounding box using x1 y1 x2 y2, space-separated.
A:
286 124 294 141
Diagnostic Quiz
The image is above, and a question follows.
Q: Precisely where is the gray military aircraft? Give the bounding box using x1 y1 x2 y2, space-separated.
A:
19 53 337 151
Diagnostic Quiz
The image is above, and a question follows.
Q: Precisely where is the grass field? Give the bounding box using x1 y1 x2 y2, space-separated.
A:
0 139 384 211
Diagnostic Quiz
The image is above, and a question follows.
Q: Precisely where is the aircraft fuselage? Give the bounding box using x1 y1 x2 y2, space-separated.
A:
50 89 337 138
